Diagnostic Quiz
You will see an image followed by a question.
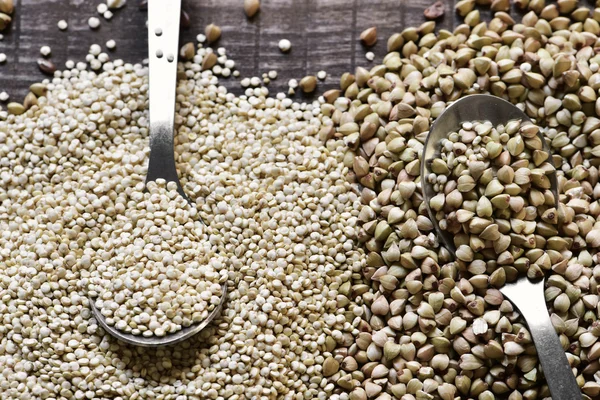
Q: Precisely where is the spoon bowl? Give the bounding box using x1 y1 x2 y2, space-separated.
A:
89 0 226 347
90 288 227 347
421 94 581 399
421 94 558 254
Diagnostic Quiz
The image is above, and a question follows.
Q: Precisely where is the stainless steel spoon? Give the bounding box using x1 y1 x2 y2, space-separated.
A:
90 0 226 347
422 94 581 398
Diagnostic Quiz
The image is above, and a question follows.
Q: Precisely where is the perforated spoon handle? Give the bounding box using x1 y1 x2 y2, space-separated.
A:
146 0 183 192
500 277 582 399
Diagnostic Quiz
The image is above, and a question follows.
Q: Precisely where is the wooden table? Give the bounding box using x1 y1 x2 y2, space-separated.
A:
0 0 469 103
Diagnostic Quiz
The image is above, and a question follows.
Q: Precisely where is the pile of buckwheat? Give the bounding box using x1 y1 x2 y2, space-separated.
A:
324 1 600 399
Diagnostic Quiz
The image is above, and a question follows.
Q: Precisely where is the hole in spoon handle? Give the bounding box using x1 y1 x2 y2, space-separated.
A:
147 0 182 185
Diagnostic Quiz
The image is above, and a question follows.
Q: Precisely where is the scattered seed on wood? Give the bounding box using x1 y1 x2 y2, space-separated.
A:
360 27 377 46
278 39 291 52
97 3 108 14
37 58 56 75
205 23 221 43
0 0 13 15
40 46 51 57
424 1 445 19
88 17 100 29
180 10 190 28
0 12 11 31
299 76 317 93
107 0 127 9
244 0 260 17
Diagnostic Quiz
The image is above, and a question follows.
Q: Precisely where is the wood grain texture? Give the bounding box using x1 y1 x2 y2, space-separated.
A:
0 0 462 104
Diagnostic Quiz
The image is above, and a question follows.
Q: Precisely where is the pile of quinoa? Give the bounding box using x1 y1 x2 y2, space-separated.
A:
0 43 364 399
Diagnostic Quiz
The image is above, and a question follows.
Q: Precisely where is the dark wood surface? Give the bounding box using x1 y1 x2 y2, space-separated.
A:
0 0 473 103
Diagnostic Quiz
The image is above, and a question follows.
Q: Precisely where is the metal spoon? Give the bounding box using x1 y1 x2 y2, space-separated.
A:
90 0 226 347
422 94 581 398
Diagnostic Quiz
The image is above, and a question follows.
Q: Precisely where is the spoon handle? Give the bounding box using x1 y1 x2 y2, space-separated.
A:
500 277 582 399
146 0 182 187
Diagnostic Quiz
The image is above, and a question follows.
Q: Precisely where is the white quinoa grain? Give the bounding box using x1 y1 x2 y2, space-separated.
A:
89 44 102 56
88 17 101 29
97 3 108 14
278 38 291 52
90 59 102 70
40 46 52 57
249 76 261 86
0 43 363 398
520 62 532 72
57 20 68 30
